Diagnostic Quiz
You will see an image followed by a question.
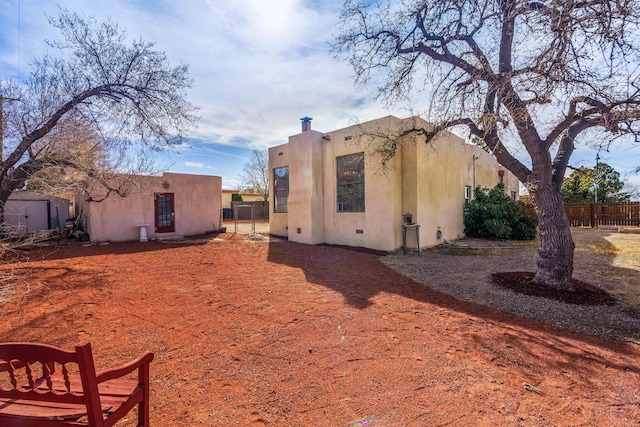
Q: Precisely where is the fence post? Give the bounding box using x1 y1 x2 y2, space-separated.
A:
590 203 596 228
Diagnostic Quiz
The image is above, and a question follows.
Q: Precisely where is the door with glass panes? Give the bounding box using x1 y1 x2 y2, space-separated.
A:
154 193 175 233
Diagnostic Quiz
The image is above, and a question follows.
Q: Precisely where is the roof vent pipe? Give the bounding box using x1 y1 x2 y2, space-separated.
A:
300 116 313 132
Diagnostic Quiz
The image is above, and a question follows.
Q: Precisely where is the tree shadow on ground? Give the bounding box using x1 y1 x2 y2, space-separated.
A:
266 234 640 375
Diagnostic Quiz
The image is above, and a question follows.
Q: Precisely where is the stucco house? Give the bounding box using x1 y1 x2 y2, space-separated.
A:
268 116 519 252
76 172 222 242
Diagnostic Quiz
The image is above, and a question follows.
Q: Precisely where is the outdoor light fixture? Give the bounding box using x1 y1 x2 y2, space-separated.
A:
163 181 170 189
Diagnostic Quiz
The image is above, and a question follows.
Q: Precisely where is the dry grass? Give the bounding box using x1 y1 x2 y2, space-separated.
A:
572 229 640 316
0 233 52 304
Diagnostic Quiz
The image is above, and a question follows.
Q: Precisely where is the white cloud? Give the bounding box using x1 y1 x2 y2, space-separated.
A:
1 1 386 159
184 161 207 168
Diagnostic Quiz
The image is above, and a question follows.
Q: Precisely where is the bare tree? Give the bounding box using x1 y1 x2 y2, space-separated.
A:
0 9 197 222
334 0 640 290
240 150 269 201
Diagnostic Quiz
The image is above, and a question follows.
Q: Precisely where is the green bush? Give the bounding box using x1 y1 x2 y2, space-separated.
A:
464 184 537 240
231 194 243 202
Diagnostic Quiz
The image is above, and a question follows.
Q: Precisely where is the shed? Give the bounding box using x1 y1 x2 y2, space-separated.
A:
4 191 71 235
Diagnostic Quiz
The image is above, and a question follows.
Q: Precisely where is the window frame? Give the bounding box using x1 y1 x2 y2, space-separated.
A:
465 186 472 204
273 166 289 213
336 152 365 213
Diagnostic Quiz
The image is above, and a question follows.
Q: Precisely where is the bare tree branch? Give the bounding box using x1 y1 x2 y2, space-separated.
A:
0 8 197 220
240 150 269 201
334 0 640 290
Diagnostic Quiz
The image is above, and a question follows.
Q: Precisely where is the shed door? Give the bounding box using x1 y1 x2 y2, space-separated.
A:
154 193 175 233
4 200 50 234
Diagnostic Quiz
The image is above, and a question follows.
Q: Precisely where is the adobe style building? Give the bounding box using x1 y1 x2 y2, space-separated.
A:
268 116 518 252
76 172 222 242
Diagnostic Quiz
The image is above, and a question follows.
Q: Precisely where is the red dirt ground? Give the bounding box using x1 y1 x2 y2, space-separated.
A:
1 234 639 426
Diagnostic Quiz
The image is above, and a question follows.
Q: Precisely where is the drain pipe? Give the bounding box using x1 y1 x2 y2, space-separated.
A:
472 154 479 198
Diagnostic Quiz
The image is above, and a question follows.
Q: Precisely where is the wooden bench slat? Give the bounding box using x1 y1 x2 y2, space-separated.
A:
0 398 86 419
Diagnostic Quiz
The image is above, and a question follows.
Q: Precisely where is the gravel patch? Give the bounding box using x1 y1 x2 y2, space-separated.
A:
382 229 640 342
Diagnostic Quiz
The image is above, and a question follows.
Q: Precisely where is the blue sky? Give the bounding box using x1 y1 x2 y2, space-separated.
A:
1 0 639 192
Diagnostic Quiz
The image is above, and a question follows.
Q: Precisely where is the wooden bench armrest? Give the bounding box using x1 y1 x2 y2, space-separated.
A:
95 352 154 383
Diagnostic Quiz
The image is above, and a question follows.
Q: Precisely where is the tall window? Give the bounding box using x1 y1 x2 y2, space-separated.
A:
273 167 289 213
337 153 365 212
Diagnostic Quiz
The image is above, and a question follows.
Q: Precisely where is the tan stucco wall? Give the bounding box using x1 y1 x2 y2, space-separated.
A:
411 132 500 248
269 143 290 237
269 116 520 252
241 193 266 203
319 117 404 251
222 192 234 209
286 130 326 244
78 172 222 242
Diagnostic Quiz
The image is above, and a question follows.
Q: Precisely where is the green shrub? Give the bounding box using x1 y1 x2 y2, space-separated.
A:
231 194 243 202
464 184 537 240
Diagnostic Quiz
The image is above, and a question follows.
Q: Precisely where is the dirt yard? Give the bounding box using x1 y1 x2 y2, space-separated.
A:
1 230 639 426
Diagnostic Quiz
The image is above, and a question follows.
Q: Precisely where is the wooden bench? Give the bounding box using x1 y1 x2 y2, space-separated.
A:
0 341 154 427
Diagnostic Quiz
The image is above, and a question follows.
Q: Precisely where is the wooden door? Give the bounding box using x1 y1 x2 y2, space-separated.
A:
155 193 175 233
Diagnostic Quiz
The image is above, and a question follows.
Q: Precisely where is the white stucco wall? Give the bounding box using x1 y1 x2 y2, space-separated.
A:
78 172 222 242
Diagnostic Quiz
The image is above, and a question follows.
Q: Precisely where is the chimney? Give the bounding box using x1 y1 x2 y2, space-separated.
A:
300 116 313 132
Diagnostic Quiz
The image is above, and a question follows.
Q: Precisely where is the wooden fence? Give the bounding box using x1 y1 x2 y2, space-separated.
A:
564 202 640 227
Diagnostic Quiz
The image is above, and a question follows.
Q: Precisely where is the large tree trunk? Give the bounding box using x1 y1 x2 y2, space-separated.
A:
531 185 575 291
0 189 12 228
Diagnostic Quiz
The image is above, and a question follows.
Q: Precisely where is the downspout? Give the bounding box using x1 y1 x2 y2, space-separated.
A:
472 154 479 198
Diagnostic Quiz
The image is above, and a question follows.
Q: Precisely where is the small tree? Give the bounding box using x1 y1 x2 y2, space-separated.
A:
464 184 538 241
240 150 269 201
0 9 197 221
561 162 630 203
231 194 243 202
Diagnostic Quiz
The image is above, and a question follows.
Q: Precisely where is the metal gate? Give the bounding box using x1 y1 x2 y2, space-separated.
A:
233 204 255 234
